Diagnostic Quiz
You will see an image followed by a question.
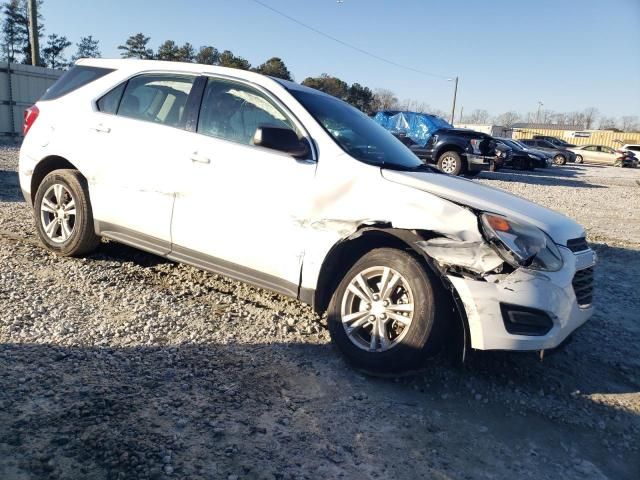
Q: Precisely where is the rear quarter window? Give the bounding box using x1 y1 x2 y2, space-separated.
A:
40 66 114 101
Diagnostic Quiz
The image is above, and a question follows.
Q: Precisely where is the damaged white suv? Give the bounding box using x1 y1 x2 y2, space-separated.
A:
19 59 596 372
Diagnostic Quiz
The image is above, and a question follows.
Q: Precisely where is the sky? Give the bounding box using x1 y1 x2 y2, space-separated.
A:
40 0 640 118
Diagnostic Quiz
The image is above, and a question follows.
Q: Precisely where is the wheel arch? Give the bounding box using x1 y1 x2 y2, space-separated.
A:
435 144 465 160
30 155 82 204
312 226 470 358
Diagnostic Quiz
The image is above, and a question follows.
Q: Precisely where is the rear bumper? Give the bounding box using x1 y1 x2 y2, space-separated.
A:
18 149 35 207
449 247 596 351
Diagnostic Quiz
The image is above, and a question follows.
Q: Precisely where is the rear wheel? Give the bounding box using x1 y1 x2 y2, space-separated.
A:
327 248 450 373
553 154 567 165
575 155 584 164
437 151 465 175
33 169 100 256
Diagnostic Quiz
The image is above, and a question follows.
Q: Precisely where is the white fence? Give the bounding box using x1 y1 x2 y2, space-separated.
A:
0 62 63 140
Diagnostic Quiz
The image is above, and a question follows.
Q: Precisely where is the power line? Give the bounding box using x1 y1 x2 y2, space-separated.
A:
250 0 451 80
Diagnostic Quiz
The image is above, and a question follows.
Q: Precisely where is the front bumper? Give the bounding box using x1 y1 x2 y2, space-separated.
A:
466 154 497 172
448 247 596 351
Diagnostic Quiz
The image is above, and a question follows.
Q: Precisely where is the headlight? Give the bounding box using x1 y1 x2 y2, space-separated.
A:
480 213 563 271
528 153 538 159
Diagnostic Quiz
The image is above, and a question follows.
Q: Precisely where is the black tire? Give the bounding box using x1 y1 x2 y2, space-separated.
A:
575 155 584 164
553 154 567 165
437 151 465 176
327 248 450 373
33 169 100 256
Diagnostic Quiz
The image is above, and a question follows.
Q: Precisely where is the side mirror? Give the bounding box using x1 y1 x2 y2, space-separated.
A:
253 126 310 158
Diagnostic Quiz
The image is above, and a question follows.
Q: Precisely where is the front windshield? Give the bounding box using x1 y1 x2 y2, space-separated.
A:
288 88 423 170
511 139 528 149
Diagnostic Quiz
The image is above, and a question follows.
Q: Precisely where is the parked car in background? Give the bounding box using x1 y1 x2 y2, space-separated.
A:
569 145 638 167
533 135 575 148
506 138 555 165
373 111 509 175
620 144 640 157
520 139 576 165
19 59 597 372
496 138 548 169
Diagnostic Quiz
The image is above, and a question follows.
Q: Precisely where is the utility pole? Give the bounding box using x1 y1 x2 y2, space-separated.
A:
535 101 543 124
27 0 40 66
459 106 464 124
449 76 458 125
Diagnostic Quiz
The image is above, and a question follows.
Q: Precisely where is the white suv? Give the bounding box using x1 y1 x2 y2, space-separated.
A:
19 59 596 372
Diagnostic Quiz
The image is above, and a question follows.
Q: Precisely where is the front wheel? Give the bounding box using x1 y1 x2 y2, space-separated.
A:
33 169 100 256
575 155 584 164
327 248 450 373
437 151 465 175
553 154 567 165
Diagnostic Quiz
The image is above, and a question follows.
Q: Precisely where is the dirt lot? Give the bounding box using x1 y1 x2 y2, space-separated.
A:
1 144 638 480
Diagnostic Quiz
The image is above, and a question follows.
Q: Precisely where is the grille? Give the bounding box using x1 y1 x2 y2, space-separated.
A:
567 237 589 252
573 267 594 307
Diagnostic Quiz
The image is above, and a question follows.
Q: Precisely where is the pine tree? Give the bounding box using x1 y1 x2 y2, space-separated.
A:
218 50 250 70
155 39 179 61
195 46 219 65
254 57 292 80
1 0 22 62
118 33 153 59
177 42 195 62
42 33 71 69
71 35 100 61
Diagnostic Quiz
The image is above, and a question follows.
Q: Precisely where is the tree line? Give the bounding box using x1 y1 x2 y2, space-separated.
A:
1 0 99 68
1 2 637 131
468 108 638 133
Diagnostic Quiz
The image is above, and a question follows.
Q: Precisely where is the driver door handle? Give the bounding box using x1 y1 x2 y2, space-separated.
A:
190 152 211 164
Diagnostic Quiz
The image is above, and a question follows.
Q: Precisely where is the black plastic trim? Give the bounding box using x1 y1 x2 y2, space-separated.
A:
500 303 553 336
94 221 312 304
184 75 207 133
95 221 171 256
168 245 300 300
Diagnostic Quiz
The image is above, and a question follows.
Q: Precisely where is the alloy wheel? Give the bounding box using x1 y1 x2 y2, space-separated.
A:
40 183 76 243
440 156 457 174
340 266 415 352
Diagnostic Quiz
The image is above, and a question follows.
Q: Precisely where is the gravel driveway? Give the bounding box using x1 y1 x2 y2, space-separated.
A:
1 144 638 480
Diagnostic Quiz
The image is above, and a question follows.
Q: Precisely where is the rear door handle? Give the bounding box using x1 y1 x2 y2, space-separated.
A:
190 152 211 164
91 124 111 133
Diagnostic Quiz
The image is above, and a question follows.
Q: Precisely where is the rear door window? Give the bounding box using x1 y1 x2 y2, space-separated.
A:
41 66 113 101
116 74 196 128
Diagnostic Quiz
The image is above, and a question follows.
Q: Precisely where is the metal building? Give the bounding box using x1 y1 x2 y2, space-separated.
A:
1 62 62 140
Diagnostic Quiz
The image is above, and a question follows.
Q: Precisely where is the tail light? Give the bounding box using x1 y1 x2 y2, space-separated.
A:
23 105 39 136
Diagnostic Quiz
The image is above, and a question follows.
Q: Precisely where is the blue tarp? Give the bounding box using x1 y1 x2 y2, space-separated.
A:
373 111 452 147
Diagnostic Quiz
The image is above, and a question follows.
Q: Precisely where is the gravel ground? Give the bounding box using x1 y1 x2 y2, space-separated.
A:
1 144 639 480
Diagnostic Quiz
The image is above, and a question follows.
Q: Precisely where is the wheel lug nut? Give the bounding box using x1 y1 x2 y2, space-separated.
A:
368 315 375 321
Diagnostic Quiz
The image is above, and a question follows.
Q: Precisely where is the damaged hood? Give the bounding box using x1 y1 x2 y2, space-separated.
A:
381 169 585 245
